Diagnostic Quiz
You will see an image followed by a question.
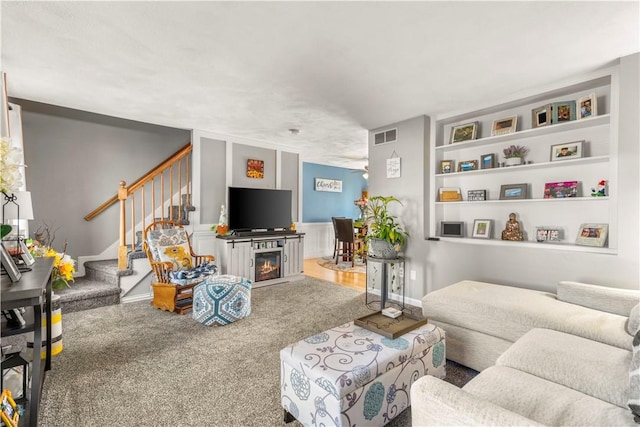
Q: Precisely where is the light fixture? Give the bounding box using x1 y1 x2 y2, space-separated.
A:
362 172 369 180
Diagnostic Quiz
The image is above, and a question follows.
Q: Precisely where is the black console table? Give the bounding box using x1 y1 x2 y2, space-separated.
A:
1 257 54 427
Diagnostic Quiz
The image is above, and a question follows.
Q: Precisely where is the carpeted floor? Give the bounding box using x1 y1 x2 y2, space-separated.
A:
318 256 367 274
37 277 477 426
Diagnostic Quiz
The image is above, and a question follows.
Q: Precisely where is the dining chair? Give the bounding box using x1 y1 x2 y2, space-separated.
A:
334 217 357 267
331 217 344 259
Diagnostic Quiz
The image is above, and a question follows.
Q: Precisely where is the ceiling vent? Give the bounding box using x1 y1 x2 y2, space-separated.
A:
373 128 397 145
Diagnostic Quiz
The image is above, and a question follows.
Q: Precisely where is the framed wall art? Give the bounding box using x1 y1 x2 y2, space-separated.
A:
550 140 584 162
449 122 478 144
480 153 496 169
491 116 517 136
499 183 528 200
551 101 576 123
472 219 493 239
439 160 454 174
457 160 478 172
386 156 401 178
315 178 342 192
544 181 578 198
577 93 597 119
467 190 487 201
532 104 552 128
575 223 608 247
246 159 264 179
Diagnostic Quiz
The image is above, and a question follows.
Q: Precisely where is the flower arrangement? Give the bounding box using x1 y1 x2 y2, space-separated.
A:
354 197 368 221
503 145 529 159
31 224 76 290
0 138 25 194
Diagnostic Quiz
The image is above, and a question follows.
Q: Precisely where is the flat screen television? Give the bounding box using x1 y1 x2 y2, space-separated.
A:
228 187 292 232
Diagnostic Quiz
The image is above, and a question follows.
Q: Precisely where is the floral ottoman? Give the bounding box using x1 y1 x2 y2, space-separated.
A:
280 321 445 426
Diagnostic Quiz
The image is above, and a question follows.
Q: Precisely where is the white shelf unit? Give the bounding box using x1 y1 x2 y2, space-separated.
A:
429 70 618 253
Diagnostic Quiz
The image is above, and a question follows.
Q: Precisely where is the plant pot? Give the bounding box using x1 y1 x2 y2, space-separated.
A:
504 157 523 167
367 238 398 259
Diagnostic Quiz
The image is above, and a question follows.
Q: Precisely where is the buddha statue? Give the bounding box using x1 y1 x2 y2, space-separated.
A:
501 212 524 241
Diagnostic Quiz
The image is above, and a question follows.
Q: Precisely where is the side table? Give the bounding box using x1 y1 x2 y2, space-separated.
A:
365 256 404 309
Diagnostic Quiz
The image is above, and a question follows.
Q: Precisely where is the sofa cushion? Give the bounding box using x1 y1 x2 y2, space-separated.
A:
630 329 640 423
557 281 640 317
496 328 631 408
422 280 632 350
629 303 640 336
463 366 636 426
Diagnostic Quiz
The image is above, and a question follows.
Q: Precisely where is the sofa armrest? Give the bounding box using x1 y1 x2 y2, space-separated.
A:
558 281 640 316
410 376 543 427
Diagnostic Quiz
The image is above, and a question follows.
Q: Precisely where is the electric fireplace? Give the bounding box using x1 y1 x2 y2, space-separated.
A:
255 250 282 282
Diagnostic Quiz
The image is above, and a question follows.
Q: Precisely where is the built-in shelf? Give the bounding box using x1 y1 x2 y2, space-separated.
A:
434 237 617 254
435 114 610 152
435 155 609 178
435 196 609 205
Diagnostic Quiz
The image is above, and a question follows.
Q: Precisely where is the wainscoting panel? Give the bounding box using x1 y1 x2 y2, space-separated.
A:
297 222 334 259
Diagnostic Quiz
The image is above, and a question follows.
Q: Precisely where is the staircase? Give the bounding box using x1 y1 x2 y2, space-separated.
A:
54 260 124 313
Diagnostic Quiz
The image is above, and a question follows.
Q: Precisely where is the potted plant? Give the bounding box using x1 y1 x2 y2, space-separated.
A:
503 145 529 166
365 195 409 259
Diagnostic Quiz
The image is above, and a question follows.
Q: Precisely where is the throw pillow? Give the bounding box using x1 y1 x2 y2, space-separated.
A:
146 228 190 261
629 303 640 336
630 329 640 423
157 243 193 271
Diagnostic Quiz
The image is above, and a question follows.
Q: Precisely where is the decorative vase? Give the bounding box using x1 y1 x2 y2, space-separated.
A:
367 238 398 259
504 157 523 167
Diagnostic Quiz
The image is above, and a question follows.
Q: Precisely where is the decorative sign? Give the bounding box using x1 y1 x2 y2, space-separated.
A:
247 159 264 179
386 157 401 178
315 178 342 192
467 190 487 201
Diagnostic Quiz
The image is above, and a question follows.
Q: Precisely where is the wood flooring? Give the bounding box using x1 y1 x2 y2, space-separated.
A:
303 257 366 291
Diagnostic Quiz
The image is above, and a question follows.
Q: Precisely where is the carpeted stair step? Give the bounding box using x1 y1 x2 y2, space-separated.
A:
54 260 121 313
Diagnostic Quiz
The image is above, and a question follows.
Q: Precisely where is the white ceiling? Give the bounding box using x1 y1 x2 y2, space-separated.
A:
1 1 638 169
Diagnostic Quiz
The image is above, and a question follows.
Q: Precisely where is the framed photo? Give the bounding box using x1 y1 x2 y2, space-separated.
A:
246 159 264 179
439 160 455 174
467 189 487 201
544 181 578 198
575 223 608 247
535 227 563 243
449 122 478 144
480 153 496 169
472 219 493 239
532 104 552 128
440 221 464 238
0 243 21 282
550 140 584 162
457 160 478 172
491 116 517 136
499 183 528 200
438 187 462 202
551 101 576 123
315 178 343 192
577 93 597 119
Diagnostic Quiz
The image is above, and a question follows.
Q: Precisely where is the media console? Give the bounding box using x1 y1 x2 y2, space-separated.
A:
215 233 305 288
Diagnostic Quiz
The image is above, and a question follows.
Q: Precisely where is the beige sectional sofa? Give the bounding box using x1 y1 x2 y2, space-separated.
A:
411 280 640 426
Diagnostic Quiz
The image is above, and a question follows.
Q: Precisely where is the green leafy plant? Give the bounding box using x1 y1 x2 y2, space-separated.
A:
365 195 409 250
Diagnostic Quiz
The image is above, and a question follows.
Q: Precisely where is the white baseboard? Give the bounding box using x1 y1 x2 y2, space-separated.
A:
121 292 152 304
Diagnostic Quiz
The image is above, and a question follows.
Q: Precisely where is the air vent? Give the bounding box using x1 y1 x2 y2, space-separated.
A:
373 128 397 145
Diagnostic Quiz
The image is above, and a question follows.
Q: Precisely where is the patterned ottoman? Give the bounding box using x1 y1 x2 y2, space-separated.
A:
192 275 252 326
280 321 445 426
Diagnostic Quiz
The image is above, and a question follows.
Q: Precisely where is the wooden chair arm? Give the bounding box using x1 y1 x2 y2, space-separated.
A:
149 259 174 283
192 253 215 265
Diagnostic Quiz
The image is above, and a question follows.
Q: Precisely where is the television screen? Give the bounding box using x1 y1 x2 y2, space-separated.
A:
228 187 292 232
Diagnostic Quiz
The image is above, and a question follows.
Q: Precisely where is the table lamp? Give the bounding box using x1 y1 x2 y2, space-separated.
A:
2 191 34 252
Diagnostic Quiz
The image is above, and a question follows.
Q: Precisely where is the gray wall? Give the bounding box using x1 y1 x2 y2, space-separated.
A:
232 144 276 188
281 151 300 222
16 99 190 259
368 54 639 300
199 137 227 224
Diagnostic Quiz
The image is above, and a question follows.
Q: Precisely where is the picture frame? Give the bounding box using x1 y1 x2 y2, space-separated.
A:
480 153 496 169
440 221 464 238
0 243 21 282
491 116 517 136
439 160 455 174
577 93 597 119
532 104 552 128
551 101 576 123
246 159 264 179
499 183 528 200
550 140 584 162
315 178 343 192
438 187 462 202
472 219 493 239
535 227 563 243
457 159 478 172
467 189 487 201
575 223 608 247
449 122 478 144
544 181 579 198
